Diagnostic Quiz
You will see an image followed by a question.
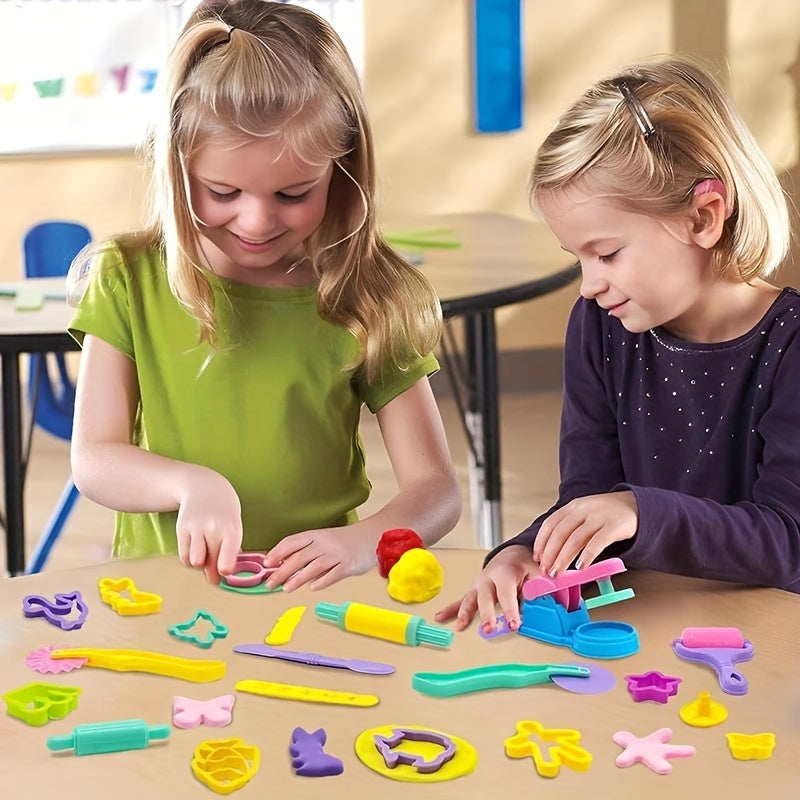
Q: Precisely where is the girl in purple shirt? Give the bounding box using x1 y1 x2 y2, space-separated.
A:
438 57 800 634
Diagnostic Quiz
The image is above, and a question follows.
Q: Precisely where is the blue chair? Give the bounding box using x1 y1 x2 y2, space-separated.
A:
22 220 92 573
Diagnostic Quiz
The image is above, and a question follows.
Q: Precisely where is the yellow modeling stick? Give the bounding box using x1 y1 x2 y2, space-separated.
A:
236 679 378 707
264 605 306 645
49 647 226 683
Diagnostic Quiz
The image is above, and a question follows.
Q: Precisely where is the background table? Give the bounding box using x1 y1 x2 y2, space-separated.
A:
390 213 579 550
1 550 797 798
1 277 78 576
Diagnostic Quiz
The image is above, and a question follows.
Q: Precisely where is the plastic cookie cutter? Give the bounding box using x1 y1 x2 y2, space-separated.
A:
411 663 589 697
518 557 639 659
624 670 682 703
47 719 170 756
679 690 728 727
375 728 457 774
3 682 82 726
264 605 306 645
47 646 226 682
355 724 477 783
504 719 593 778
290 727 344 777
173 695 235 729
22 590 88 631
168 609 229 649
191 737 260 795
97 576 162 615
725 732 776 761
236 679 379 707
234 643 396 674
219 552 282 593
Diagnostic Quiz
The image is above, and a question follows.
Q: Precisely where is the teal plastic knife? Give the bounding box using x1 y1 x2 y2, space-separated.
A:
411 663 590 697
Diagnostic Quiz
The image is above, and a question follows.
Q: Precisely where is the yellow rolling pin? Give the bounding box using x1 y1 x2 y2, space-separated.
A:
314 601 452 648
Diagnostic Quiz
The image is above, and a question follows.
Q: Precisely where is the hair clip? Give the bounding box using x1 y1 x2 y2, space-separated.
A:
617 81 655 139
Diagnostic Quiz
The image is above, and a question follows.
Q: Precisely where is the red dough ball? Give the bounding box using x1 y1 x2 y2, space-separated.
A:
376 528 425 578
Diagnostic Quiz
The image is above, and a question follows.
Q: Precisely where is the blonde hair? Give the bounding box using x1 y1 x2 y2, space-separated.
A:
529 56 790 281
142 0 440 380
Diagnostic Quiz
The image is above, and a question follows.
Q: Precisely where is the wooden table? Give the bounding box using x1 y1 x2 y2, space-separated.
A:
1 550 796 798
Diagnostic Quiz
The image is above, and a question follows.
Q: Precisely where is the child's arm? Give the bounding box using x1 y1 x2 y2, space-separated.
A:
71 335 243 583
262 376 461 591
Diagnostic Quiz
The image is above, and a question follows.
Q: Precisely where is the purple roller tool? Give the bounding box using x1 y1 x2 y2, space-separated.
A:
672 627 754 696
22 591 88 631
233 643 396 675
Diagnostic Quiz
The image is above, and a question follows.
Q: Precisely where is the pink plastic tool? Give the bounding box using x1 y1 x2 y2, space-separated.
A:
671 627 754 696
522 558 633 610
222 552 279 588
26 645 88 674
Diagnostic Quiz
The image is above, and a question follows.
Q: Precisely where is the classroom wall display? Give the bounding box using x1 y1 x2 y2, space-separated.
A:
0 0 363 156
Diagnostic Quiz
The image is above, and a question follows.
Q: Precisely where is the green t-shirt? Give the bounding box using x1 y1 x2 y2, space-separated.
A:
69 238 438 558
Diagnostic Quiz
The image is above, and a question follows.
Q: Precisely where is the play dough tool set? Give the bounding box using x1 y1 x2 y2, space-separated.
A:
4 553 777 792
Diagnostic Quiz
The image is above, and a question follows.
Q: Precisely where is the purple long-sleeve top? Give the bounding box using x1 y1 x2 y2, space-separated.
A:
489 287 800 593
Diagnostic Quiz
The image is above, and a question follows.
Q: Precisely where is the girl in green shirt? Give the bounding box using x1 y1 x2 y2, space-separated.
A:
69 0 460 589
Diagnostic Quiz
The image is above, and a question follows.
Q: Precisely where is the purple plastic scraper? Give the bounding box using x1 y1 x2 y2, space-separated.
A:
233 643 396 675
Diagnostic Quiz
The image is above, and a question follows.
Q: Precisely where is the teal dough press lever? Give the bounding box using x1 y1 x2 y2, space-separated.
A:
411 663 590 697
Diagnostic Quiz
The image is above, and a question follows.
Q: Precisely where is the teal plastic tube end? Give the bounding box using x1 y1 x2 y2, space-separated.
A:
411 619 454 648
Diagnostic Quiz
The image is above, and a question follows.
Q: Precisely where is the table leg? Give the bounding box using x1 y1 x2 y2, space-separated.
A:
2 351 26 576
464 311 502 550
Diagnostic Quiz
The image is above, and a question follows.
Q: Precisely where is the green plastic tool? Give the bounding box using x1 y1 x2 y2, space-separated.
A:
411 663 590 697
46 718 170 756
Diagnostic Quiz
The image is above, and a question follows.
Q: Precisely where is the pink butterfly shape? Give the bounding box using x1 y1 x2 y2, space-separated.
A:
172 694 235 729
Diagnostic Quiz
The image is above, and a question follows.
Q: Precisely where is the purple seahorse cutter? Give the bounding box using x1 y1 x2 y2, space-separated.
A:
22 590 88 631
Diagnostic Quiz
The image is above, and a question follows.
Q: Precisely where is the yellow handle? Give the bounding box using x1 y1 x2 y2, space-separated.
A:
343 602 411 644
51 648 226 683
235 679 378 707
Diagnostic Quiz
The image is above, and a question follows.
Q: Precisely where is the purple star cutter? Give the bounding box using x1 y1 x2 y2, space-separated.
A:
374 728 456 774
478 614 514 639
22 591 88 631
289 727 344 777
624 670 681 703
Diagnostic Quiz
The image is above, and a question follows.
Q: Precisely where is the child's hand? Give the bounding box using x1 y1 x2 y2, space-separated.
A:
262 525 377 592
534 490 638 577
434 545 539 633
175 470 243 585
